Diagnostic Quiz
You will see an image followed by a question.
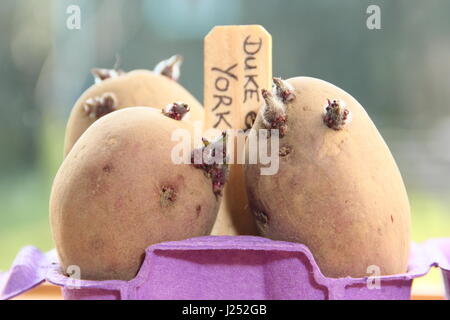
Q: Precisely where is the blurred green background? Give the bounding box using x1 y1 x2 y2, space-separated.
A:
0 0 449 283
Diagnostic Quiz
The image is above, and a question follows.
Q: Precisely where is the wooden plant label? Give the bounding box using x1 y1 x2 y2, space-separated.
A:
204 25 272 235
204 25 272 131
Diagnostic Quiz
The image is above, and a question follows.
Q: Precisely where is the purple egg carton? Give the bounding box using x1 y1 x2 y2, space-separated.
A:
1 236 449 300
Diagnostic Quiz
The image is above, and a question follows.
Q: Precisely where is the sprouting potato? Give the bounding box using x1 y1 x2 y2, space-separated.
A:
244 77 411 278
51 106 226 280
64 55 204 156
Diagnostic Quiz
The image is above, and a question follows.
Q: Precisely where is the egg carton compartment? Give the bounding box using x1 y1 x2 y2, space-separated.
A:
1 236 449 300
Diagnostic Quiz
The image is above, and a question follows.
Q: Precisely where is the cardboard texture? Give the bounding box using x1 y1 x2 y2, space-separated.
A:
0 246 58 300
1 236 449 300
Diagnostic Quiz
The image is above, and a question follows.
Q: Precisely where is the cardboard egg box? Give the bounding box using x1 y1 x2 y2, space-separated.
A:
1 236 449 300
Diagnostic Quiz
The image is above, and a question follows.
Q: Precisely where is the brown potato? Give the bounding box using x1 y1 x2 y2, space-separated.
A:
244 77 411 278
210 164 257 236
51 107 220 281
64 68 204 156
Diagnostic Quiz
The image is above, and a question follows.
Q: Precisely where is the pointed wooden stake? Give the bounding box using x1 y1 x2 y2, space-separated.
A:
204 25 272 235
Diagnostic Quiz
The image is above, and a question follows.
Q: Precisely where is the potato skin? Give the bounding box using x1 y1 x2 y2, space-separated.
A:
244 77 411 278
211 164 257 236
51 107 219 281
64 70 204 156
